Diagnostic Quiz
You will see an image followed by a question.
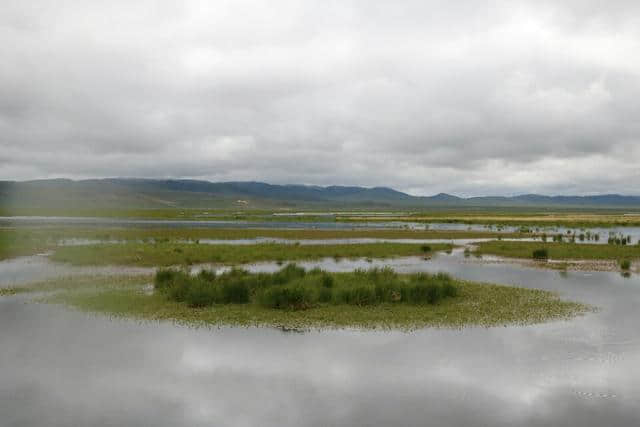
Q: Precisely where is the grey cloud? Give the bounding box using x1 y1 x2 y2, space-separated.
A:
1 0 640 195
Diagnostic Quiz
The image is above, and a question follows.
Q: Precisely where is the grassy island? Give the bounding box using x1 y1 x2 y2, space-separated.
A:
474 241 640 261
49 242 454 267
1 226 526 261
4 266 590 330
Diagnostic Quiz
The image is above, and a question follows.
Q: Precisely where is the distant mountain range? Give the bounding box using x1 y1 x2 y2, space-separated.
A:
2 178 640 210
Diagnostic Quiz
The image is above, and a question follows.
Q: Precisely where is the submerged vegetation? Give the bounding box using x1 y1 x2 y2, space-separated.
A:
50 242 454 266
154 264 459 310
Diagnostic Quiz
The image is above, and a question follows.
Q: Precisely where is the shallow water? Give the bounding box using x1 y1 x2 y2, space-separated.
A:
0 254 152 286
1 247 640 426
0 250 640 427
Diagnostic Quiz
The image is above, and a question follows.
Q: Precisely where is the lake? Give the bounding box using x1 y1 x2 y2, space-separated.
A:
1 245 639 426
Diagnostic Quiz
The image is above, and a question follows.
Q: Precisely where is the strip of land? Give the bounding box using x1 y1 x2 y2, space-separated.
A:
1 227 533 242
474 241 640 261
5 207 640 227
50 242 454 266
337 213 640 227
0 227 530 261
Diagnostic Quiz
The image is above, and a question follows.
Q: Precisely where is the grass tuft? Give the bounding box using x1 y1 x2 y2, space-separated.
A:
532 248 549 260
154 264 461 311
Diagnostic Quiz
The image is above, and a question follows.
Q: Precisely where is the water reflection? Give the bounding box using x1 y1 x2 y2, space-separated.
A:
0 254 152 286
1 246 640 426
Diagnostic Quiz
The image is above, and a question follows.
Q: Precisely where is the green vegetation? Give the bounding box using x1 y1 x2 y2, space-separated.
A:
154 265 459 310
50 242 454 267
21 272 590 330
0 226 534 261
2 226 535 242
5 206 640 227
532 248 549 260
0 274 149 297
0 207 335 221
475 241 640 261
0 288 20 297
620 259 631 270
0 229 51 260
607 233 635 245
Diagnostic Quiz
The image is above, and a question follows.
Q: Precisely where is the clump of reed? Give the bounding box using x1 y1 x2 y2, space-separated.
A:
608 233 633 246
154 264 459 310
532 248 549 260
619 259 631 271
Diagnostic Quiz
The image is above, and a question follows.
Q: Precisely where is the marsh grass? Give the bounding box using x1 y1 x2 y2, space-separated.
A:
532 248 549 260
2 227 532 244
50 242 454 267
619 259 631 270
154 265 459 310
0 229 52 260
0 274 151 297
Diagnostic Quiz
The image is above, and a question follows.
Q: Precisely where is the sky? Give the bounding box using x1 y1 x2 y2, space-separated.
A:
1 0 640 197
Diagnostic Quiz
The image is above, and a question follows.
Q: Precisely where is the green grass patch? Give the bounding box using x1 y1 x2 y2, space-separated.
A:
532 248 549 260
50 242 454 267
2 225 513 263
620 259 631 270
475 240 640 261
0 229 54 260
0 275 151 296
337 212 640 228
154 265 459 310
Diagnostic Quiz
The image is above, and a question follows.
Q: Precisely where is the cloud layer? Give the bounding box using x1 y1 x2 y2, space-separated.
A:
2 0 640 196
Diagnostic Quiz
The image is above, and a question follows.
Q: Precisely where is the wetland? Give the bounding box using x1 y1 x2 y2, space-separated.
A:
2 214 640 426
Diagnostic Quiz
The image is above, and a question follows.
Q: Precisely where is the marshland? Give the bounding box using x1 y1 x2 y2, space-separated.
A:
6 2 640 424
2 209 640 426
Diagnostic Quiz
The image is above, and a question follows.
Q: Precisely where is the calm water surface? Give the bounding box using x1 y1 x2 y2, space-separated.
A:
2 247 640 425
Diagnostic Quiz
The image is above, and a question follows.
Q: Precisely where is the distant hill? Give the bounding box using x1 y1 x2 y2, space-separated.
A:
1 178 640 210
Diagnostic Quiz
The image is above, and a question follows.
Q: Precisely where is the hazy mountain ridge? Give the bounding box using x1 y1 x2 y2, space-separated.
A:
2 179 640 209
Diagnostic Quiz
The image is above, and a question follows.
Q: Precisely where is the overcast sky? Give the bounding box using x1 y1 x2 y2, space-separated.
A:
1 0 639 196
